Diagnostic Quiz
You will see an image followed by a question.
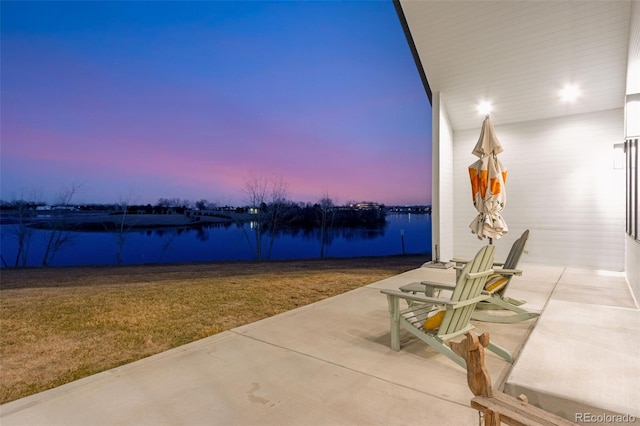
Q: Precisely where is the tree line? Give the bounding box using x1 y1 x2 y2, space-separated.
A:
0 179 393 266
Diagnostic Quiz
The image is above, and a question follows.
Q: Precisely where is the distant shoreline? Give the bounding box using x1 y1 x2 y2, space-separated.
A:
1 213 230 231
1 208 430 231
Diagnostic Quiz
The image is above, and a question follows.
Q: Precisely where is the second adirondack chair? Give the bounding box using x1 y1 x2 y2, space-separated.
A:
456 229 538 323
380 245 513 368
400 230 538 324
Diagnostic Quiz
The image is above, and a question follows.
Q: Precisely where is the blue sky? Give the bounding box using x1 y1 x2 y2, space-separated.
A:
1 0 432 206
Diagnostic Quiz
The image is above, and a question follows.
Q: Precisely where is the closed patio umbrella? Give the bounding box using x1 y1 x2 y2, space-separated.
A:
468 115 508 242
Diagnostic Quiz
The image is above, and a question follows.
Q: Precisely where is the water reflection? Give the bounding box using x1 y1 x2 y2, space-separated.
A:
0 214 430 267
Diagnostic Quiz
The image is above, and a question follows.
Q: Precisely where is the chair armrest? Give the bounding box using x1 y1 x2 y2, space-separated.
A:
381 289 457 306
399 282 427 293
382 289 491 306
493 268 522 276
399 281 453 293
451 258 506 267
420 281 456 290
465 269 494 279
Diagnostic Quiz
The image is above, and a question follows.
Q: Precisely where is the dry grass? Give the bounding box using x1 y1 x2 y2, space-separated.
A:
0 255 424 404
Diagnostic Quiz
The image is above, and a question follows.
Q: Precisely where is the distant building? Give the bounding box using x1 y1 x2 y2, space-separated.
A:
351 202 381 210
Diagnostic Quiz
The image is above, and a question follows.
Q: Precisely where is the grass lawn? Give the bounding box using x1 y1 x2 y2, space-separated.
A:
0 255 424 404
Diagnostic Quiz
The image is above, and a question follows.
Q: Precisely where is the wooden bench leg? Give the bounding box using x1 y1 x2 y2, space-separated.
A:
484 409 501 426
454 331 579 426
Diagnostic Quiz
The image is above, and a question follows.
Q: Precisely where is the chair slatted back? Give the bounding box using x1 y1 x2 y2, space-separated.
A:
495 229 529 297
439 245 495 336
503 229 529 270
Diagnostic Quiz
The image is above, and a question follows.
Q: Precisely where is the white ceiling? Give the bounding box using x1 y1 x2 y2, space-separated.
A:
399 0 632 131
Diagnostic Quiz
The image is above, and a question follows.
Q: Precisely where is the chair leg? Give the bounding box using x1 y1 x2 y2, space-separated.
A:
476 297 526 311
472 311 540 323
471 296 539 323
387 295 401 351
486 341 513 363
400 324 467 368
504 296 526 306
475 301 504 310
425 286 441 298
433 341 467 369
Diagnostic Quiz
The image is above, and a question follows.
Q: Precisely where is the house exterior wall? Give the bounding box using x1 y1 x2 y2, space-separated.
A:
451 109 625 271
431 92 455 261
624 0 640 300
626 238 640 303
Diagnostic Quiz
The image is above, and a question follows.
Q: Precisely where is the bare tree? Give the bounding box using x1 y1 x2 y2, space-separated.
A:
241 175 291 260
6 192 41 267
156 197 189 214
266 177 289 259
111 191 140 266
41 184 81 266
243 175 270 261
195 199 209 211
317 192 336 259
13 201 34 267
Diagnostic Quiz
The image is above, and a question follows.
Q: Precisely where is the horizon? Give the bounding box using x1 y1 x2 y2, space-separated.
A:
0 1 432 207
1 196 432 209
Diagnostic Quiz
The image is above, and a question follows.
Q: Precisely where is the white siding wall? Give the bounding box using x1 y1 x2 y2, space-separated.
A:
431 93 455 261
626 0 640 95
626 238 640 303
625 0 640 300
452 110 625 270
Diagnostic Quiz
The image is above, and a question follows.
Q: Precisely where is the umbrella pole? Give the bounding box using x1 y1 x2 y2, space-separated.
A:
423 244 454 269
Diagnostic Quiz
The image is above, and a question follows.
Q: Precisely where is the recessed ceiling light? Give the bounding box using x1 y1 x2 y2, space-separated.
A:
477 101 492 115
560 84 580 102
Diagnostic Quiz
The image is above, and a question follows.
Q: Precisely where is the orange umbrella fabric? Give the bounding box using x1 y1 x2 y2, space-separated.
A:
468 116 508 241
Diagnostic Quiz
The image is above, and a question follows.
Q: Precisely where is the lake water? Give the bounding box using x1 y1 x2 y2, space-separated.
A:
0 213 431 267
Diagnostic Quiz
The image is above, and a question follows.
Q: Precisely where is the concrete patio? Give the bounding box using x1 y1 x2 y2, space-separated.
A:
1 263 638 425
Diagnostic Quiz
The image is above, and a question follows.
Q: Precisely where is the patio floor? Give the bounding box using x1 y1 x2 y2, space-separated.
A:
1 262 638 425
